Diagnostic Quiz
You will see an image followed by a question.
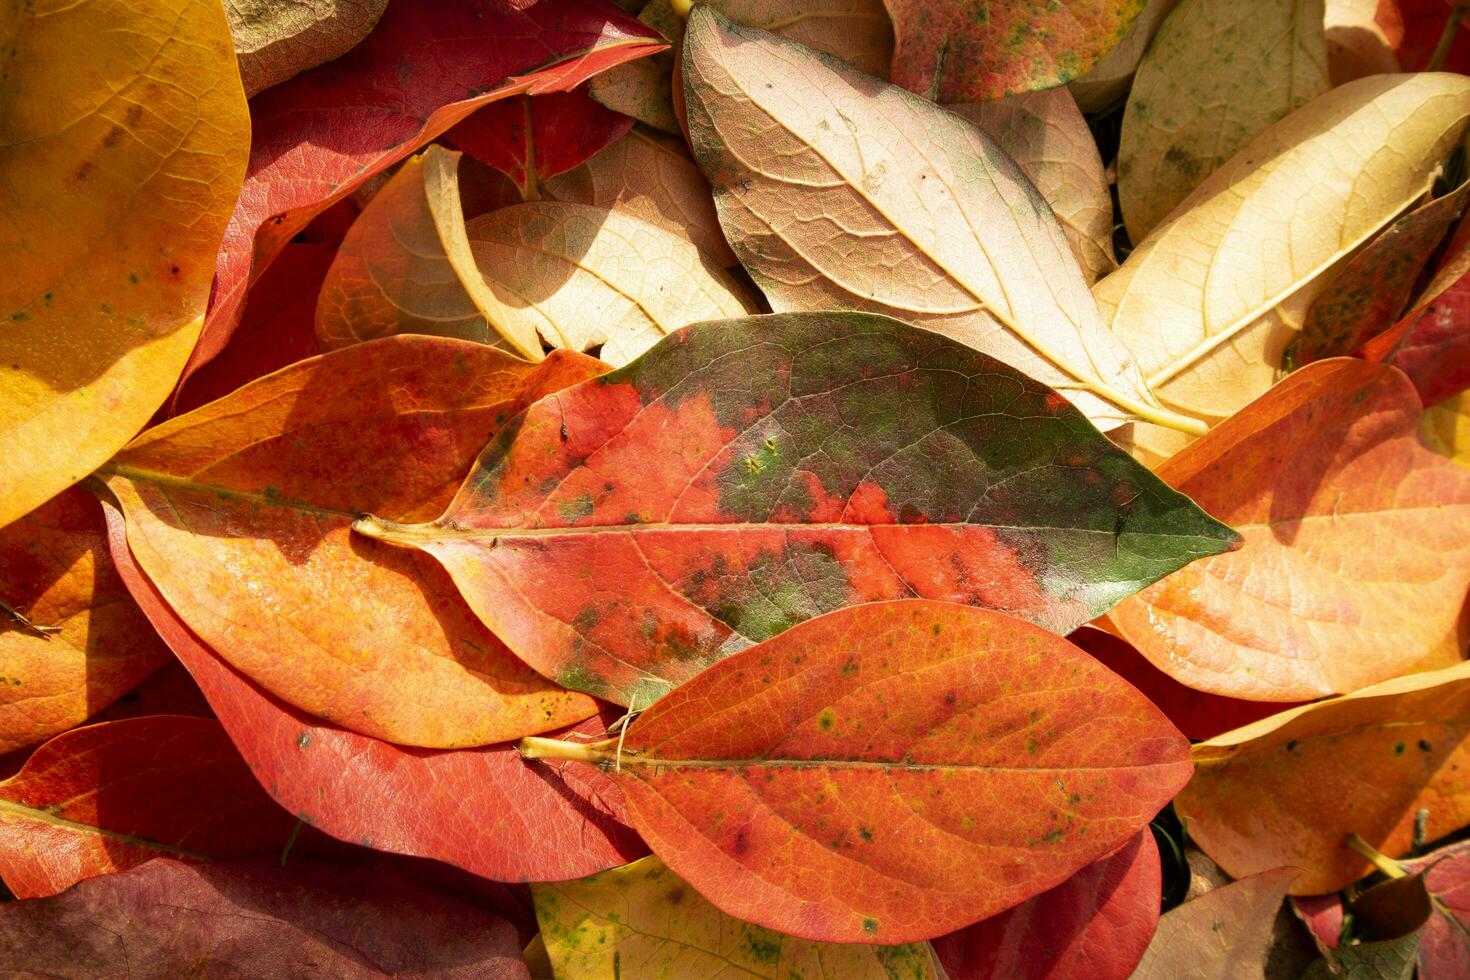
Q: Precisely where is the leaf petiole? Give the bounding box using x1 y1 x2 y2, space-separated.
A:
519 736 618 765
1346 833 1407 879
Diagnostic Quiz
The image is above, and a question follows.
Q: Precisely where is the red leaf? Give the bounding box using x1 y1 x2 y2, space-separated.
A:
447 90 634 199
98 495 649 883
186 0 664 384
1361 281 1470 406
1292 894 1345 950
0 715 298 898
1403 839 1470 977
172 242 332 416
931 829 1161 980
88 662 213 725
1069 628 1304 741
0 857 530 978
520 600 1191 944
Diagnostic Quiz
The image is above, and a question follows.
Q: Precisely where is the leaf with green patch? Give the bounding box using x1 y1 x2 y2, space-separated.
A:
533 855 941 977
354 312 1237 706
516 600 1192 944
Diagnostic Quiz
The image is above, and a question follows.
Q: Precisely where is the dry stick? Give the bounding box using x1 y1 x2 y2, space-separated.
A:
0 597 59 638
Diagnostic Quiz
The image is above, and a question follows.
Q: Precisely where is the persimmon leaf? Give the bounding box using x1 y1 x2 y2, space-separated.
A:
1131 868 1301 979
354 311 1237 707
225 0 388 97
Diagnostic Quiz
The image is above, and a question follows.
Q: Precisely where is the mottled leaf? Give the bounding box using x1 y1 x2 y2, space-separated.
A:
884 0 1147 103
534 855 940 978
1178 659 1470 894
0 0 249 529
1068 0 1180 112
98 495 647 883
1402 840 1470 978
100 339 606 747
186 0 663 387
946 89 1116 284
0 716 297 898
681 9 1187 433
589 0 893 134
517 600 1192 944
226 0 387 97
543 126 736 266
1097 73 1470 462
1118 0 1330 242
1291 183 1470 368
0 857 529 979
447 91 634 201
930 830 1160 980
468 201 757 366
1110 358 1470 700
0 488 170 755
354 312 1236 707
1131 868 1301 979
1361 238 1470 406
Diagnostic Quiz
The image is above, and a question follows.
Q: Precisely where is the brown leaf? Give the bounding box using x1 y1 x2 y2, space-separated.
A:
226 0 388 97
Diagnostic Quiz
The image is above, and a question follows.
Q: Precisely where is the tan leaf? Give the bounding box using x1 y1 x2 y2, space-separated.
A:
1132 869 1302 979
948 89 1117 284
682 9 1195 434
470 202 757 367
1179 660 1470 894
1069 0 1181 113
1118 0 1330 243
225 0 388 97
1325 0 1405 86
543 127 736 266
1096 73 1470 463
315 146 538 359
591 0 893 135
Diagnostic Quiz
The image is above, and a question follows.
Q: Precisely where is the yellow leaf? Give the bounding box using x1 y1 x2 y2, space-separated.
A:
1096 73 1470 463
948 89 1117 284
0 0 250 530
470 202 757 367
1119 0 1330 242
1069 0 1181 113
532 855 942 979
1423 392 1470 468
1178 660 1470 894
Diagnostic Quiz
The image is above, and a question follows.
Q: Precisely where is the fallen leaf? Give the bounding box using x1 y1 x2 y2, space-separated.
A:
518 600 1192 944
1402 840 1470 978
0 0 249 530
1118 0 1330 243
1177 659 1470 894
226 0 388 97
87 662 212 724
1293 894 1345 950
1069 628 1302 740
446 91 634 201
98 494 648 883
885 0 1148 103
946 89 1117 283
930 829 1160 980
172 242 333 416
1422 391 1470 467
1109 358 1470 700
682 8 1190 434
468 201 757 366
1068 0 1181 112
101 338 606 748
1325 0 1406 85
1290 183 1470 368
1361 250 1470 406
354 311 1236 707
1400 0 1470 71
534 855 941 978
543 126 736 266
0 488 171 755
1324 874 1432 980
315 146 540 357
1131 868 1301 979
0 715 298 898
0 857 530 979
1097 73 1470 462
186 0 663 388
589 0 893 135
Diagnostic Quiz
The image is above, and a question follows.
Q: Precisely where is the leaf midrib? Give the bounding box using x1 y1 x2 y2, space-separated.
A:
0 796 212 861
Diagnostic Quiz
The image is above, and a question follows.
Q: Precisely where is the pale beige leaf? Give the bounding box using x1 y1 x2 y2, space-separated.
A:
1325 0 1404 85
543 127 737 266
470 202 757 366
315 146 540 360
1119 0 1330 243
682 9 1191 434
226 0 387 97
1069 0 1180 113
533 856 941 980
1096 73 1470 463
589 0 893 135
948 89 1117 284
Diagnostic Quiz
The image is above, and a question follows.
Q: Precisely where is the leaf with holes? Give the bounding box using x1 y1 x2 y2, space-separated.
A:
354 312 1236 707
